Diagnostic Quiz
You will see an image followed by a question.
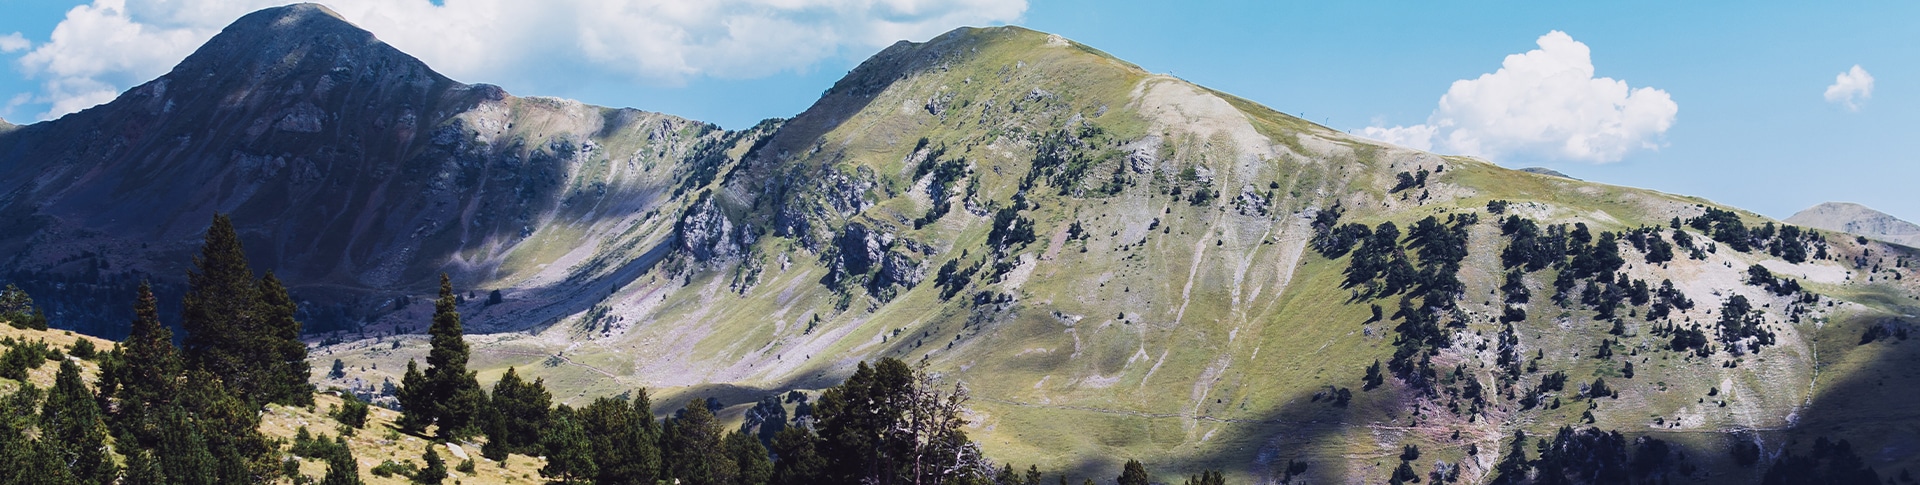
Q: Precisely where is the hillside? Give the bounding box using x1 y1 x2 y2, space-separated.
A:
1788 202 1920 248
0 3 769 337
3 4 1919 484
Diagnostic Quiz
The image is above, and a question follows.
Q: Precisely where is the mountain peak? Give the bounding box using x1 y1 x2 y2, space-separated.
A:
1787 202 1920 247
150 1 452 98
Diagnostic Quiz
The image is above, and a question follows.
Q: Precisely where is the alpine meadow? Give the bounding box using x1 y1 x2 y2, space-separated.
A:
2 4 1919 484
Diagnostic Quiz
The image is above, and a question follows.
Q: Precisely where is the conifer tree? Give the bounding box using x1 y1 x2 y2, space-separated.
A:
770 426 826 485
103 283 182 442
421 274 485 439
540 404 598 484
577 391 661 484
415 444 447 484
0 284 49 330
1118 460 1151 485
179 368 273 483
1491 430 1531 485
42 359 117 485
663 399 738 485
258 272 313 406
152 404 217 485
725 430 773 485
482 367 550 459
396 359 430 433
1 383 49 485
182 214 263 398
319 436 364 485
181 214 311 406
121 447 165 485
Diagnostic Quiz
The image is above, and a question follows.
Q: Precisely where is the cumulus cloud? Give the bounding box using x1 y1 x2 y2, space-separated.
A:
1824 65 1873 111
1359 124 1436 152
0 32 28 53
1359 31 1677 163
8 0 1027 120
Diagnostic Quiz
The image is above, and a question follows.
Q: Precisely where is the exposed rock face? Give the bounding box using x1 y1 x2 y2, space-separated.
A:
677 194 742 262
1787 202 1920 248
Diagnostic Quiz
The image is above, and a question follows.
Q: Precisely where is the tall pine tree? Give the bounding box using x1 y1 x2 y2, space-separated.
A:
257 272 313 406
180 214 310 406
101 282 182 446
420 274 485 439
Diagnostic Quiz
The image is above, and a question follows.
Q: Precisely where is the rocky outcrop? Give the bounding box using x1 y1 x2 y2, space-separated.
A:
678 194 749 262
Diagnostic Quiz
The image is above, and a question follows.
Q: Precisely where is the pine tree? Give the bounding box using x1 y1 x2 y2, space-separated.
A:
179 368 273 483
415 444 447 484
540 404 598 484
257 272 313 406
182 214 265 401
578 391 660 485
770 426 826 485
422 274 485 439
726 430 773 485
814 359 915 483
396 359 430 433
1182 470 1226 485
663 399 738 485
153 403 217 485
482 367 550 459
104 282 183 440
1491 430 1531 485
319 436 364 485
42 359 117 485
1 383 49 485
1118 459 1150 485
121 447 166 485
0 284 49 330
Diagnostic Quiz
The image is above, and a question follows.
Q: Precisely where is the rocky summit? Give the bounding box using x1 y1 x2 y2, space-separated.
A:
2 4 1917 483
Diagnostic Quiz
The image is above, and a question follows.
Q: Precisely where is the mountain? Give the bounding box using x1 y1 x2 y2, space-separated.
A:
4 5 1919 483
1787 202 1920 248
0 4 773 336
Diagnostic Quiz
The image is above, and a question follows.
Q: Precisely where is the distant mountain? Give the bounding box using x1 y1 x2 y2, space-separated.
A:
1787 202 1920 248
4 4 1918 483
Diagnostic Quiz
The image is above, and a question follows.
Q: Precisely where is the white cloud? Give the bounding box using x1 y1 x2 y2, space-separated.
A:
1824 65 1873 111
1359 31 1677 163
10 0 1028 120
1359 124 1435 151
0 32 28 53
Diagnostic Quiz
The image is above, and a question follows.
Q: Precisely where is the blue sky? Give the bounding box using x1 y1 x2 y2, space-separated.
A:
1 1 1913 222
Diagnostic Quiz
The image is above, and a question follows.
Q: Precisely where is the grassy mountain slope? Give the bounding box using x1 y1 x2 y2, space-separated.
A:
308 26 1920 483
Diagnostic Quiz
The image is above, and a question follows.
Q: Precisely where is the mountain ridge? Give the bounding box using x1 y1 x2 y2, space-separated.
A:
1 6 1917 483
1787 201 1920 248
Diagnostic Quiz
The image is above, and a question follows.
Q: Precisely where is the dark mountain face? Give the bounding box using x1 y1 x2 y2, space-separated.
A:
0 4 746 335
